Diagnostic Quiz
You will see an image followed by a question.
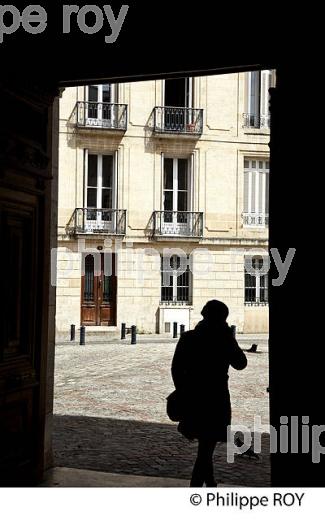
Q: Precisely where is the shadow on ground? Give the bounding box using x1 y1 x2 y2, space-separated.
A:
53 415 270 486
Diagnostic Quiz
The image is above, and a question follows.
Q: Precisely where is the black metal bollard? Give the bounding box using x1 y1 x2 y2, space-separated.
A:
80 326 85 345
180 324 185 335
131 325 137 345
173 322 178 339
121 323 126 340
70 324 75 341
230 325 236 338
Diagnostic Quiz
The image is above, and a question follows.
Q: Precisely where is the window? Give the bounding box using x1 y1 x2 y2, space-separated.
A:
245 256 269 305
164 157 189 216
86 84 118 127
162 78 197 133
246 70 275 128
243 158 269 227
161 255 191 304
85 152 116 231
164 77 193 108
86 153 114 210
161 157 193 234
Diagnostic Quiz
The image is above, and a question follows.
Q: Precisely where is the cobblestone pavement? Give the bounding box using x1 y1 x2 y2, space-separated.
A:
53 336 270 486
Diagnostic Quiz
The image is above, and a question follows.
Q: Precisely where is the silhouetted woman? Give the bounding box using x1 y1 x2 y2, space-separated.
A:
171 300 247 487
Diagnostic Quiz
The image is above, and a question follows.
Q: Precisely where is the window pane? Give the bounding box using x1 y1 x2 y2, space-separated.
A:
161 286 173 302
178 191 187 212
164 159 173 189
177 269 188 287
245 273 256 303
88 155 98 187
84 255 94 301
178 159 188 189
260 273 268 303
252 257 263 270
102 155 113 187
164 191 173 212
103 275 112 302
177 286 189 302
171 255 180 270
102 189 112 209
87 188 97 208
88 86 98 103
161 256 173 301
102 84 111 103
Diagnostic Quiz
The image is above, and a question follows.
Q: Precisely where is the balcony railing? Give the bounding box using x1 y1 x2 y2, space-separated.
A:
243 113 270 129
153 106 203 136
75 102 128 131
153 211 203 238
66 208 126 235
242 212 269 227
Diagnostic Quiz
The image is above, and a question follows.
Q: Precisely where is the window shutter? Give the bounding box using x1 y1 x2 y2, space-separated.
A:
249 71 260 116
84 149 88 207
265 169 270 215
260 70 271 118
258 169 264 214
114 150 118 209
251 171 256 213
244 170 250 213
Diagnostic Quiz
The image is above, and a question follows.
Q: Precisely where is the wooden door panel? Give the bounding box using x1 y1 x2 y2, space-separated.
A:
81 255 98 325
81 253 116 326
0 388 35 483
0 188 42 484
81 306 97 325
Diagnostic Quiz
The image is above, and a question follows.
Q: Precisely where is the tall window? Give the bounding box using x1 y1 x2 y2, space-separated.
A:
86 153 114 210
86 84 117 126
164 77 193 108
85 152 115 230
162 78 196 132
161 255 191 304
245 256 269 305
163 158 189 216
246 70 275 128
243 158 269 227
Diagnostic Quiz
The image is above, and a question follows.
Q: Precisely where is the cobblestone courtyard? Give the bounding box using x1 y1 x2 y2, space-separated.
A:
53 336 270 486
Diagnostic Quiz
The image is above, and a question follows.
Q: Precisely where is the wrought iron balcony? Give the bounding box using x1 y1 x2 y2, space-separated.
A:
74 102 128 131
153 106 203 136
153 211 203 238
242 212 269 227
243 113 270 129
66 208 126 235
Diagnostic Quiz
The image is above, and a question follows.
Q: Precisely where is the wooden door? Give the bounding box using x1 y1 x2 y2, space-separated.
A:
81 253 116 326
0 83 57 485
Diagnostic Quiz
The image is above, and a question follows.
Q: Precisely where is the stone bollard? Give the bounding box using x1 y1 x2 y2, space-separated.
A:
121 322 126 340
173 322 178 339
131 325 137 345
70 324 75 341
80 326 85 346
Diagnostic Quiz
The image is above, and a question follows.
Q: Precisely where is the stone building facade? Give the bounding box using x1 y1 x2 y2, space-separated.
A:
56 71 273 336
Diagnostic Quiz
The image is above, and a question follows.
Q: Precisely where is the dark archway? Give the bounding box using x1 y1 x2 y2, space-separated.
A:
0 3 321 486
